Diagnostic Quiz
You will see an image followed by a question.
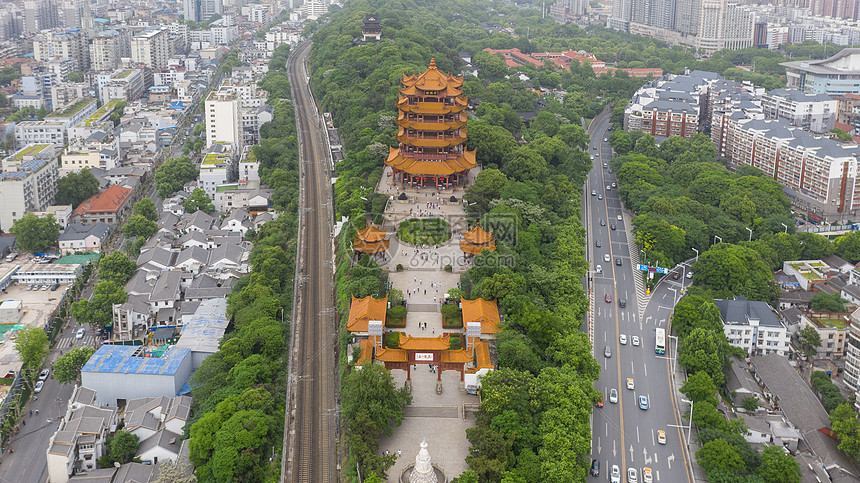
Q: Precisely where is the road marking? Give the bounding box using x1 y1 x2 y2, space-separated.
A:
643 447 651 465
613 440 617 457
597 436 601 454
631 360 635 374
606 422 609 437
667 453 674 469
644 363 647 377
646 316 652 325
656 470 660 481
636 426 640 444
629 444 634 461
651 428 655 446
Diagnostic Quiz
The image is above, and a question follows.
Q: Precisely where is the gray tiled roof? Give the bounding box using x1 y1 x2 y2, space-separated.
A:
714 296 783 328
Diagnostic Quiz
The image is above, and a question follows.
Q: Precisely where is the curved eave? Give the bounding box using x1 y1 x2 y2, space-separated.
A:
396 118 467 131
385 148 477 176
459 240 497 255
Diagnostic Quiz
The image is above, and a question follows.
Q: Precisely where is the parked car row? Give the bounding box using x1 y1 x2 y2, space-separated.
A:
26 284 60 291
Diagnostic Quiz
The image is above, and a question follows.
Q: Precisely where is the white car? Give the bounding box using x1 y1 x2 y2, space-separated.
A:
628 467 638 483
604 254 611 262
620 334 627 345
38 369 49 381
34 380 44 393
627 377 634 390
611 465 621 483
687 271 693 279
76 328 85 339
609 388 618 404
632 336 640 346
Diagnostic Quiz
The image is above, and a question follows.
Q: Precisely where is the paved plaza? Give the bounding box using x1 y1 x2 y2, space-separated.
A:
379 366 479 482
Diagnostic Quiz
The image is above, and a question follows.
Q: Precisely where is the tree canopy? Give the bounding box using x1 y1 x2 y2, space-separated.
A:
56 169 100 208
155 156 198 198
10 214 60 253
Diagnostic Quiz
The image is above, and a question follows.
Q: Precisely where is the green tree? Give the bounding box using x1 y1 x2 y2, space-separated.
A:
504 147 548 182
108 430 139 464
742 396 760 412
466 121 520 168
10 214 60 253
795 232 834 259
696 439 746 475
678 327 730 387
55 169 100 208
830 402 860 459
831 127 853 142
154 456 197 483
758 445 801 483
13 326 49 384
680 371 719 406
132 198 158 221
123 214 157 240
71 280 127 329
556 124 589 150
52 346 96 385
342 364 412 478
464 168 508 215
98 252 136 285
835 231 860 264
810 292 847 312
155 156 198 198
474 50 509 81
797 325 822 358
184 188 215 213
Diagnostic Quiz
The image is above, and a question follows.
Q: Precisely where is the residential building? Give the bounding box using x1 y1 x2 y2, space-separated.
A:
70 184 134 226
50 83 90 112
0 146 59 231
31 204 72 229
199 147 232 198
89 30 128 73
761 88 837 133
183 0 201 23
44 98 98 127
201 0 224 21
782 48 860 96
836 93 860 130
845 306 860 408
238 146 260 184
58 222 110 254
213 184 271 212
32 28 89 72
205 90 242 150
715 296 792 356
131 29 169 69
173 297 229 368
624 71 723 139
46 386 118 483
14 120 67 147
96 68 145 102
23 0 58 35
61 130 120 172
125 395 191 465
799 310 849 359
712 116 860 220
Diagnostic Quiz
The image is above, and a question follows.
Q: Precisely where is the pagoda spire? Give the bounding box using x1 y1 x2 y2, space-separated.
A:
429 57 436 69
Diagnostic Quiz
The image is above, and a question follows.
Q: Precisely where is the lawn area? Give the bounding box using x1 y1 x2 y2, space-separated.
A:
397 218 451 245
815 317 849 329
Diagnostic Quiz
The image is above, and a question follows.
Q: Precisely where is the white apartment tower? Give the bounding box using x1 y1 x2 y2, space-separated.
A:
89 30 127 72
205 90 243 150
131 29 169 69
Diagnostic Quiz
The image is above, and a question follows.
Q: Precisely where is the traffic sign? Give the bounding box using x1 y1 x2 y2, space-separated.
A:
637 264 649 271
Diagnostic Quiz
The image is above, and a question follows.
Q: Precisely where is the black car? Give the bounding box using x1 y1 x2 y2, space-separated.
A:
600 220 606 226
610 224 616 230
595 240 601 247
590 459 600 477
672 272 680 280
615 258 622 266
619 298 626 308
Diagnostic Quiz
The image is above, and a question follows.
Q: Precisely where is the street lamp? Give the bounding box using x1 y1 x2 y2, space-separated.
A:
668 334 679 373
681 398 694 447
692 247 699 262
640 249 647 264
714 235 722 245
781 223 788 234
746 227 753 242
668 286 678 306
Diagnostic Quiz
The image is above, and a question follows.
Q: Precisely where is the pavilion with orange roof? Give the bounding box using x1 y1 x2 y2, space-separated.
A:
386 59 477 189
461 298 502 337
459 224 496 255
346 294 388 336
352 223 390 255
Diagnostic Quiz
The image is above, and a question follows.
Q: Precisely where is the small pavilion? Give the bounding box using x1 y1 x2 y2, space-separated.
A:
346 294 388 337
459 224 496 255
352 224 390 257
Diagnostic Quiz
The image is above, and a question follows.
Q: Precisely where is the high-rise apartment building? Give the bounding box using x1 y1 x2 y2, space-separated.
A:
205 90 243 150
23 0 58 35
614 0 754 54
32 29 90 71
0 145 59 232
89 30 127 72
183 0 201 23
131 29 169 69
201 0 224 21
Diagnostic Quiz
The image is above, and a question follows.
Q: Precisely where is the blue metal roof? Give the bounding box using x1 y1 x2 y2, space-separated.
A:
82 345 191 375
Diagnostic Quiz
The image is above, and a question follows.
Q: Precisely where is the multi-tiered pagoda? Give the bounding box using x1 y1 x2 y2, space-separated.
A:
386 59 477 189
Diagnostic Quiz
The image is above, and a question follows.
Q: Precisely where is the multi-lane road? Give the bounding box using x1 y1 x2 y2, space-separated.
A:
586 113 695 482
282 41 338 483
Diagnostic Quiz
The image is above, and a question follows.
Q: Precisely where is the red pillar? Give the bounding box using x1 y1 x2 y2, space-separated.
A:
407 364 411 381
460 367 464 381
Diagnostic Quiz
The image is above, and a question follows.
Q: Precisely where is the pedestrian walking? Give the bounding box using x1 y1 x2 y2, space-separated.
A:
398 450 402 458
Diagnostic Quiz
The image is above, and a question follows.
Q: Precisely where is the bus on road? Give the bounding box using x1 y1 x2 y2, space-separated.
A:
655 328 666 355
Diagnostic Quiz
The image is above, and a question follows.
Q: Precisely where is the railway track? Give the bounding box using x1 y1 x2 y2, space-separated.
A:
283 41 337 483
